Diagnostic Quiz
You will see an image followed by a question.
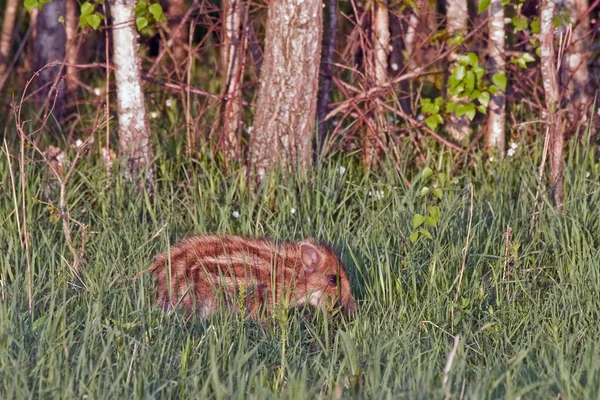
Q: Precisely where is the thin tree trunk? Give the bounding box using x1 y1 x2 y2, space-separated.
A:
540 0 564 210
34 0 67 110
0 0 19 80
316 0 337 152
168 0 188 63
364 0 390 167
563 0 590 118
249 0 322 180
65 0 78 93
445 0 469 143
219 0 247 164
486 0 505 153
111 0 155 190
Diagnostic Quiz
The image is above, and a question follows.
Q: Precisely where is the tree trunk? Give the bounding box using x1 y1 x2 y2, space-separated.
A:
562 0 590 119
167 0 188 64
34 0 67 110
249 0 322 180
316 0 337 152
485 0 506 153
111 0 155 190
540 0 564 210
363 0 390 166
65 0 78 93
220 0 247 163
0 0 19 80
445 0 469 143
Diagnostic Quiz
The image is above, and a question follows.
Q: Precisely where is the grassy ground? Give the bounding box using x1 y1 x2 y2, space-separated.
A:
1 132 599 399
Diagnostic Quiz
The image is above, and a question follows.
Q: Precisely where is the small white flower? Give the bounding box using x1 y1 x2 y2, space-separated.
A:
387 115 395 123
391 62 399 71
56 153 65 166
232 211 240 219
507 148 515 157
370 190 384 200
339 166 346 175
245 126 253 134
290 208 296 214
75 139 83 148
597 108 600 117
332 119 339 127
166 98 175 108
489 156 495 163
417 114 425 121
509 141 518 150
150 111 158 119
452 177 459 185
93 87 101 96
585 171 591 178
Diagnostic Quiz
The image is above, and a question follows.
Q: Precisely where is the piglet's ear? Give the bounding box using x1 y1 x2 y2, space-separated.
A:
300 242 321 272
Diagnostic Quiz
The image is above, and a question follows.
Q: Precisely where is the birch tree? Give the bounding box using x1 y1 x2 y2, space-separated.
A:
110 0 155 189
34 0 66 109
0 0 19 80
220 0 247 163
445 0 469 143
540 0 564 210
65 0 78 92
485 0 505 153
249 0 322 180
562 0 590 118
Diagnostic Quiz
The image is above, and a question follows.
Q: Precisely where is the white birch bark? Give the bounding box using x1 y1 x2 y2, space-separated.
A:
111 0 155 188
445 0 469 143
34 0 66 108
563 0 590 116
0 0 19 79
220 0 247 162
486 0 506 153
249 0 322 179
540 0 564 210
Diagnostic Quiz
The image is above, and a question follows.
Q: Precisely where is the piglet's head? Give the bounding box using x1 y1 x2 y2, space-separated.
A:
298 240 357 317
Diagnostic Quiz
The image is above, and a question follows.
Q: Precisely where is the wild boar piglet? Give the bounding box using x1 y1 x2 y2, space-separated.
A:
149 235 356 320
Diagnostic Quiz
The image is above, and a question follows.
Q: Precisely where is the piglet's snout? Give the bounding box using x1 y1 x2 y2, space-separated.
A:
342 297 357 316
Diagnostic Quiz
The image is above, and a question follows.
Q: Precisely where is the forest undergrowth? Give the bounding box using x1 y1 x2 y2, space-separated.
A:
1 125 599 399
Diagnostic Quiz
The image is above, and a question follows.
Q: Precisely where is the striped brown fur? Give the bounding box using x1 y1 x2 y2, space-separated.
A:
149 235 356 320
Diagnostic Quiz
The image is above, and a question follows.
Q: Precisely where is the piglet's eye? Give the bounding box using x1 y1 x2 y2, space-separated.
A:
327 275 338 287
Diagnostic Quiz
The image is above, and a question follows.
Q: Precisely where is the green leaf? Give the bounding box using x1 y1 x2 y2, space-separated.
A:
446 100 457 113
465 106 476 121
477 105 487 115
489 85 499 95
420 187 430 197
521 53 535 63
531 18 540 34
413 213 425 229
24 0 38 13
422 167 434 179
135 0 148 14
454 65 466 81
432 188 443 199
478 91 490 108
466 53 479 67
409 231 419 243
478 0 490 14
448 34 463 46
512 15 528 32
425 115 442 131
437 173 446 186
80 2 94 16
136 16 149 31
87 13 102 30
465 71 475 93
492 73 507 91
428 206 441 220
149 3 165 21
425 216 436 227
58 15 65 23
422 98 439 115
419 228 433 240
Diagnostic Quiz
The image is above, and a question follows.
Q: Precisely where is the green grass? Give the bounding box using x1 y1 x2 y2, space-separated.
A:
1 132 600 399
